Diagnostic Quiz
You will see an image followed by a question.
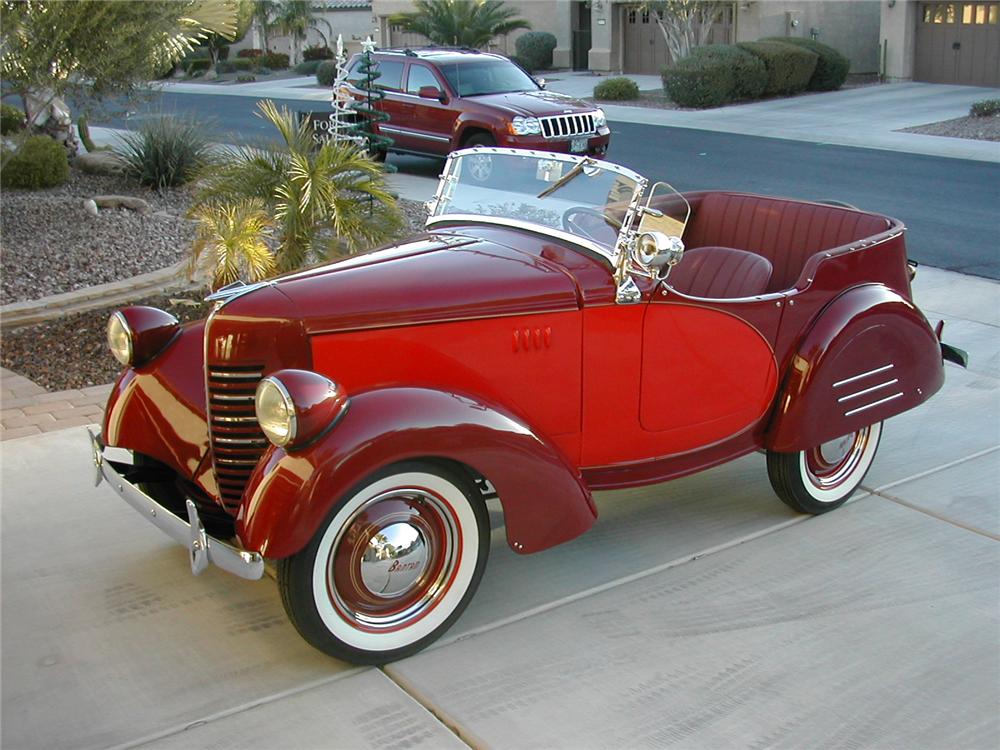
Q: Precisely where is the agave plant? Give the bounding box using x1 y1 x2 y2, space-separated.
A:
191 99 402 273
190 199 276 290
390 0 530 48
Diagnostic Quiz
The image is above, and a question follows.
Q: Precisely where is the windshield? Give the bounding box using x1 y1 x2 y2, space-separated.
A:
439 59 539 96
429 150 644 254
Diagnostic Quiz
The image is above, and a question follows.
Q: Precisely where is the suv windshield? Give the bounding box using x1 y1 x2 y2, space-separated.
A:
430 150 643 253
439 59 538 96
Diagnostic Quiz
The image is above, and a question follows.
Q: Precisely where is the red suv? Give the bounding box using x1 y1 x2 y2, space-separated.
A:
343 48 611 158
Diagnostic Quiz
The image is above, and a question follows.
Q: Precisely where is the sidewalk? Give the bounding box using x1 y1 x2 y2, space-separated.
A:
154 74 1000 162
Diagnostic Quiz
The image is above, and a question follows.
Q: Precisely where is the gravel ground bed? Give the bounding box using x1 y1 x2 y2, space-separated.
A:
1 167 196 305
1 291 210 390
0 198 428 392
898 113 1000 141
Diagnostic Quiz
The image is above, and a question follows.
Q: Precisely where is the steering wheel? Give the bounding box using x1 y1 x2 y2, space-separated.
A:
562 207 622 245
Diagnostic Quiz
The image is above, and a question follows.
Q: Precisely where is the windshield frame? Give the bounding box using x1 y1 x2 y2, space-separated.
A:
426 147 648 268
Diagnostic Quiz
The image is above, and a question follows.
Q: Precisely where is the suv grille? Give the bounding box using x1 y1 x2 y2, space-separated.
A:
207 365 267 511
540 113 596 139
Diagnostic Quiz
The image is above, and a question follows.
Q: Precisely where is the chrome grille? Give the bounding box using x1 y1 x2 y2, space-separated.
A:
207 365 265 511
540 113 596 139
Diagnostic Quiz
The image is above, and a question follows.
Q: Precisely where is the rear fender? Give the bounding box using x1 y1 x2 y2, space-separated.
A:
766 284 944 452
238 387 595 559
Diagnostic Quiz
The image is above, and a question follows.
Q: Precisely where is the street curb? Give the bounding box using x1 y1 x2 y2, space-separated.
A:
0 260 199 330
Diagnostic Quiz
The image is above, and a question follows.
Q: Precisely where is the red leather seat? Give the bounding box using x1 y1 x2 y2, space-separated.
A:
666 246 773 299
683 193 891 291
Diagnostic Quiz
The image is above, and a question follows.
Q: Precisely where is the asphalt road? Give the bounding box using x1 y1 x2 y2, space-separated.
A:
90 91 1000 279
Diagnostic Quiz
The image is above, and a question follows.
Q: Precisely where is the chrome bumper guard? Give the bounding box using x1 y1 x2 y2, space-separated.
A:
88 430 264 580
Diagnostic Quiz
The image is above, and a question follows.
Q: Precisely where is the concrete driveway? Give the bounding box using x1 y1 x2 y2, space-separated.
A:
2 266 997 749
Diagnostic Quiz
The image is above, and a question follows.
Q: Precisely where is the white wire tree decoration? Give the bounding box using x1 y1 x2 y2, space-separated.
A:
328 34 363 146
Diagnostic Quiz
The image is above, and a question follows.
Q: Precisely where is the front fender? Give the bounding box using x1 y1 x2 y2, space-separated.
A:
766 284 944 452
238 387 596 559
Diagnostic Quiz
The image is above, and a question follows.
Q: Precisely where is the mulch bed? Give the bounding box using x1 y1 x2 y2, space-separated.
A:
1 195 428 393
899 114 1000 142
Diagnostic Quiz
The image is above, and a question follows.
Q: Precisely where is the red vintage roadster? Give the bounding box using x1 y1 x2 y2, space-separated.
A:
91 148 963 664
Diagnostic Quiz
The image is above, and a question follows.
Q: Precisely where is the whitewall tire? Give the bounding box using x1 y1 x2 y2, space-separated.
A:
278 462 489 664
766 422 882 514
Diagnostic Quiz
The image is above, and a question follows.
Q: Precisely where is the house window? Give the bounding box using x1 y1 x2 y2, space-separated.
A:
641 10 650 23
924 2 957 22
628 8 636 23
962 3 998 23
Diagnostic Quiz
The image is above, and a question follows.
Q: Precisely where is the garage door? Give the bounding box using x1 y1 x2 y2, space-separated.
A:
915 2 1000 86
387 24 431 49
623 4 732 74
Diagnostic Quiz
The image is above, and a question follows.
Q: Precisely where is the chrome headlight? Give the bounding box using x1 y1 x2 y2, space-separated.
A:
255 370 349 451
107 307 180 368
593 108 607 129
510 116 542 136
107 312 133 366
255 377 297 448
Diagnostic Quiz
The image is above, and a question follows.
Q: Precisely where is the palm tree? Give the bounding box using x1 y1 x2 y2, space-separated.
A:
190 199 277 289
389 0 530 49
191 100 402 273
273 0 316 64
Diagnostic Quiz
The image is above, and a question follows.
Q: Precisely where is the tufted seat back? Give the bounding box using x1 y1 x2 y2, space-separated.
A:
683 193 891 292
667 246 773 299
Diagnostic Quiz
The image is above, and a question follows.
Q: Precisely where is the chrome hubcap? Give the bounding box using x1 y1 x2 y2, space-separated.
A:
328 488 458 630
360 522 429 597
818 434 854 466
805 427 870 492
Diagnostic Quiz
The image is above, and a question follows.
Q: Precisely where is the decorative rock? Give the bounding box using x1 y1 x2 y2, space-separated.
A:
75 151 125 175
82 199 98 217
92 195 152 215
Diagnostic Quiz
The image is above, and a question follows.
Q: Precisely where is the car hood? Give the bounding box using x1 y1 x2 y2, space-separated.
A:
470 90 596 117
262 232 582 335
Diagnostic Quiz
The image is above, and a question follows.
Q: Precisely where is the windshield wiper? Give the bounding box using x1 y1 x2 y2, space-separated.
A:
537 158 595 199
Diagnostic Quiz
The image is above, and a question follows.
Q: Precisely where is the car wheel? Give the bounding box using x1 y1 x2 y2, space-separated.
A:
277 461 489 664
463 133 496 182
766 422 882 514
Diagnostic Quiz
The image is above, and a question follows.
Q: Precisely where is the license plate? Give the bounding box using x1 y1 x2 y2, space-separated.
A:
570 136 588 153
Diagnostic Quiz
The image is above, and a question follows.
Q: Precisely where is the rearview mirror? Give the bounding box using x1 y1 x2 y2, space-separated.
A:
418 85 446 102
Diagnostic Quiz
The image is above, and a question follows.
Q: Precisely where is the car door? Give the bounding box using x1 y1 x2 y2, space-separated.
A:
399 62 457 156
348 56 408 151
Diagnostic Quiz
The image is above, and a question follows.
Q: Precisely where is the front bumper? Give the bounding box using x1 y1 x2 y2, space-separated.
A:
88 430 264 580
497 128 611 156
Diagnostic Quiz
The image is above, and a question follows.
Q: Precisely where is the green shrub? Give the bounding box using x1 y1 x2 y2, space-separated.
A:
303 45 333 61
115 116 213 188
216 58 255 75
184 58 212 76
970 98 1000 117
237 48 264 58
515 31 557 72
662 45 767 107
0 135 69 189
260 52 289 70
1 103 26 134
236 73 257 83
316 60 339 86
762 37 848 91
737 41 817 95
295 60 323 76
593 77 640 101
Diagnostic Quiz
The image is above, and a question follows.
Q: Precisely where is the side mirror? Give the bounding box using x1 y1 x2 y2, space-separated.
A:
418 85 446 103
535 78 547 90
633 232 684 277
